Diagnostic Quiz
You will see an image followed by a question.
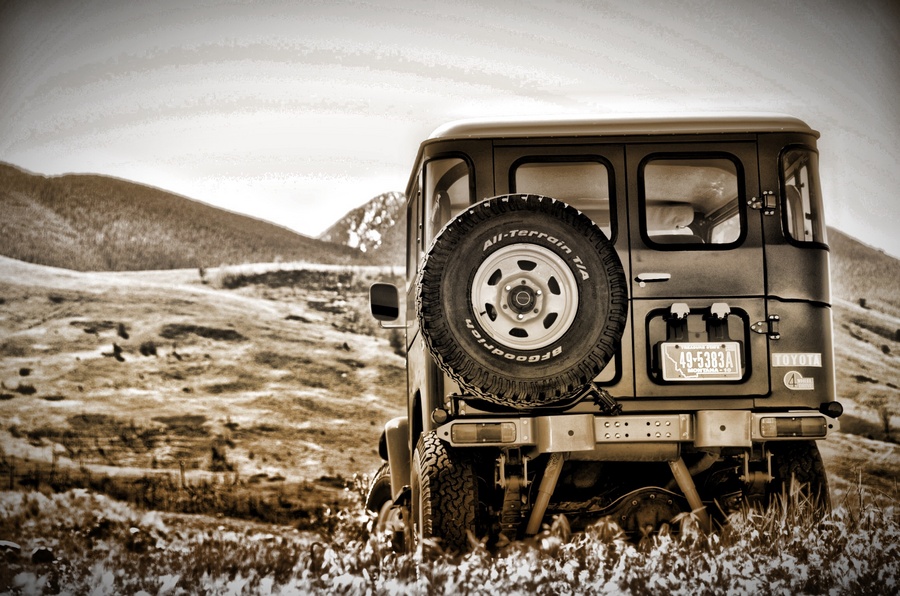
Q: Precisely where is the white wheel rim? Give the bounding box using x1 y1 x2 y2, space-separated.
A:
470 243 579 351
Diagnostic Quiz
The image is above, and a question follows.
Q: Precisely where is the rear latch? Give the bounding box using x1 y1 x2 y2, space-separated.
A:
748 191 777 215
751 315 781 340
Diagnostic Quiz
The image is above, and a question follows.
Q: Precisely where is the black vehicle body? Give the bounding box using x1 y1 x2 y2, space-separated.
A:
368 114 841 549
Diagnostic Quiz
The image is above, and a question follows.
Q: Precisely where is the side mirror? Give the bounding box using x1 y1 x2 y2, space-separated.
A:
369 282 400 322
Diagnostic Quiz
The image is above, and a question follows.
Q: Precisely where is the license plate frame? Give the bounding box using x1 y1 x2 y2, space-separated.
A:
660 341 742 382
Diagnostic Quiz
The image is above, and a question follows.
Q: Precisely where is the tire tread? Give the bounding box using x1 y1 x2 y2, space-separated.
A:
414 432 478 552
418 194 628 407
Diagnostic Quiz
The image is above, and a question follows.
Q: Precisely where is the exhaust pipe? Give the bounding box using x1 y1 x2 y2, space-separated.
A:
668 457 712 532
525 452 565 535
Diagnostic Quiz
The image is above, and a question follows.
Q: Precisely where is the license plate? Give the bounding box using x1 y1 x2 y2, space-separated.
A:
661 341 742 381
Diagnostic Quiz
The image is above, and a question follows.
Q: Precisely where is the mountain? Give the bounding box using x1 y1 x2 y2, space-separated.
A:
318 191 405 265
0 162 365 271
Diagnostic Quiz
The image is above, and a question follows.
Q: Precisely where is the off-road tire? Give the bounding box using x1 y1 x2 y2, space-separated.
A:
768 441 830 513
411 431 479 553
366 463 411 551
365 463 392 521
417 194 627 408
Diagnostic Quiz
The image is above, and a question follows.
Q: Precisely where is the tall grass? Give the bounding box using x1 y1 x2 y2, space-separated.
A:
1 478 897 595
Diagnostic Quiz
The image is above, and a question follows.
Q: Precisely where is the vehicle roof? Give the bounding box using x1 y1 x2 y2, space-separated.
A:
428 113 819 140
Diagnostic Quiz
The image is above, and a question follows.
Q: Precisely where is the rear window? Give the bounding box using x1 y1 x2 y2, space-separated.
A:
512 159 614 240
640 156 743 247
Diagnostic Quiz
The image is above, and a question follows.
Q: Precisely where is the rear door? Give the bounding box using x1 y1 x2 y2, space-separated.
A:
626 141 770 400
494 143 633 396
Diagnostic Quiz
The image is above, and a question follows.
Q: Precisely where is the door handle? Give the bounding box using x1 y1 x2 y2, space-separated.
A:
635 272 671 286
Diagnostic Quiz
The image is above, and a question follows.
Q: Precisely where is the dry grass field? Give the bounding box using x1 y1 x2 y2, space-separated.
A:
1 252 898 508
0 253 898 594
0 256 406 523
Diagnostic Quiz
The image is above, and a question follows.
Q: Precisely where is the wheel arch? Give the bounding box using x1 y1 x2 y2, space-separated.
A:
410 390 424 463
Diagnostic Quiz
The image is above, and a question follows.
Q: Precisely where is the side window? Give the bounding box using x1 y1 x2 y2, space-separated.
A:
641 156 742 247
406 177 421 277
512 159 614 239
424 157 471 246
781 148 826 245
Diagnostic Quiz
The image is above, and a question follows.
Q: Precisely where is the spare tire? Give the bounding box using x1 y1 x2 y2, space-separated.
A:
417 194 627 408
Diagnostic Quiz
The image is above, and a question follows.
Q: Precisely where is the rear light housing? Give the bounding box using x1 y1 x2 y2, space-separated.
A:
450 422 517 444
759 416 827 438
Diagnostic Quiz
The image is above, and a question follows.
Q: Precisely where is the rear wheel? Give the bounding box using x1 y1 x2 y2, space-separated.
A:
767 441 830 514
365 464 394 530
365 464 410 551
411 431 480 553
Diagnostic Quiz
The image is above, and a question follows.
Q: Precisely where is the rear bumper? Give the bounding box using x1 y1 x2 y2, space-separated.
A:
434 410 840 453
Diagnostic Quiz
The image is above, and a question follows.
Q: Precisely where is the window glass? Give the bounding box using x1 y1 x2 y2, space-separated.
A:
781 148 826 245
642 157 740 246
710 215 740 245
406 178 421 276
513 160 613 239
425 157 471 246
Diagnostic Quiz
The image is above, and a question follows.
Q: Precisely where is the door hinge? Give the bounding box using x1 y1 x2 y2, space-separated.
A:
751 315 780 340
748 190 776 215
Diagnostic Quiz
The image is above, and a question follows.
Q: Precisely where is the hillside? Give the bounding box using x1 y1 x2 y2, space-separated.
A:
0 256 896 514
0 257 406 519
827 229 900 438
0 162 364 271
829 227 900 316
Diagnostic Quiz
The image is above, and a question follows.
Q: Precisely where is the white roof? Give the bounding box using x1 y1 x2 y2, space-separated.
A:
428 113 818 140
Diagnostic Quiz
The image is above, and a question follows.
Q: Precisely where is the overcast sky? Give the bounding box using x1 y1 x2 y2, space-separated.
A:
1 0 898 256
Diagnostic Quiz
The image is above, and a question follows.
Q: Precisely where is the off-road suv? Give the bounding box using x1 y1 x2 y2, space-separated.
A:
367 114 842 550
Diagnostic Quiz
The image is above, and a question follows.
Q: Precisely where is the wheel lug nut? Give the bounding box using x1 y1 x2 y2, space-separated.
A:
536 290 542 296
517 314 524 320
505 285 511 291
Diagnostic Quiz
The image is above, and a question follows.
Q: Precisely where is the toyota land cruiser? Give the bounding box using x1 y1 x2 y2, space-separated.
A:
367 114 842 551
